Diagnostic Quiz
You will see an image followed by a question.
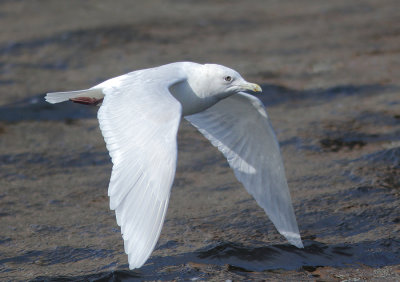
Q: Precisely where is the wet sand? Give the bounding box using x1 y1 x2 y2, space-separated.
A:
1 0 400 280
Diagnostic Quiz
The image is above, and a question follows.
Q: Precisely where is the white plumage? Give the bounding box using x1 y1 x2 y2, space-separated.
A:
45 62 303 269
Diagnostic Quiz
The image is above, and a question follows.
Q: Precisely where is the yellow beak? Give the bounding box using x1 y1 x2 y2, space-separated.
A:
241 82 262 93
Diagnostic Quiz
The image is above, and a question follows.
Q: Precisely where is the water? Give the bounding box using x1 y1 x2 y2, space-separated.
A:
27 240 400 280
1 1 400 280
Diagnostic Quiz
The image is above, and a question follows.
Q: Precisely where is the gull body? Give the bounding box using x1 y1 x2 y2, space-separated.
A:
45 62 303 269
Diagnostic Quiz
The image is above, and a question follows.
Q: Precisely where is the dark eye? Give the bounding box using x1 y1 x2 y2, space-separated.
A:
224 76 232 82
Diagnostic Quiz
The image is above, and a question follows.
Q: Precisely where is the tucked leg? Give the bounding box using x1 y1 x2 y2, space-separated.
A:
70 97 104 106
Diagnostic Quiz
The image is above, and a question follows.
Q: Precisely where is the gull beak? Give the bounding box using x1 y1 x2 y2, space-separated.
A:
240 82 262 93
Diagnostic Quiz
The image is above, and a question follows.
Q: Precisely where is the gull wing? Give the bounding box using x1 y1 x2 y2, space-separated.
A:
185 92 303 248
97 75 182 269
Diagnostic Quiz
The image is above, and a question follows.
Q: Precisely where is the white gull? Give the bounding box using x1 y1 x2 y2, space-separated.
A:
45 62 303 269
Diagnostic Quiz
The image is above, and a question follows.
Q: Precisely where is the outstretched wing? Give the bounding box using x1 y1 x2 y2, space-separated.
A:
185 92 303 248
98 75 182 269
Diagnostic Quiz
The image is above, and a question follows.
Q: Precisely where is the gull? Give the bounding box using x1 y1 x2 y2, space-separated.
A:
45 62 303 269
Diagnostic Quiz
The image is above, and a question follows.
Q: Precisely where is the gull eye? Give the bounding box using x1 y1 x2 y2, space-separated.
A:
224 76 232 82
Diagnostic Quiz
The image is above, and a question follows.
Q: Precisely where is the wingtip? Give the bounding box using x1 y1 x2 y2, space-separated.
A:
281 231 304 248
128 253 146 270
291 239 304 249
44 93 56 104
128 261 144 270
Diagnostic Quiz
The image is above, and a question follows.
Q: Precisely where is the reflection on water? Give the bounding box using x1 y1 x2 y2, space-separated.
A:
28 239 400 280
193 239 400 270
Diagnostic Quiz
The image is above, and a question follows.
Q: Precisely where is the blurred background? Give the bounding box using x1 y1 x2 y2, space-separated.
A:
0 0 399 280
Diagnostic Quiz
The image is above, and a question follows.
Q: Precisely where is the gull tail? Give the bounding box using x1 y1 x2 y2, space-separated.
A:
45 88 104 104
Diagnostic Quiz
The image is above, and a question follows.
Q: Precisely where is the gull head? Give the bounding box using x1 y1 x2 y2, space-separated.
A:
203 64 262 96
189 64 262 100
170 62 263 116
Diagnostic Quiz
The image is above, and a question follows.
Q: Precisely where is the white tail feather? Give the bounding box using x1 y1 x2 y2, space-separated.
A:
45 88 104 104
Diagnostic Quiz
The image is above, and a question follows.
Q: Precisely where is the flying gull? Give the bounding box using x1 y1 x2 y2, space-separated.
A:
45 62 303 269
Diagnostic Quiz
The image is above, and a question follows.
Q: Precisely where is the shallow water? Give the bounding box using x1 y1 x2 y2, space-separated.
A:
1 0 400 280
